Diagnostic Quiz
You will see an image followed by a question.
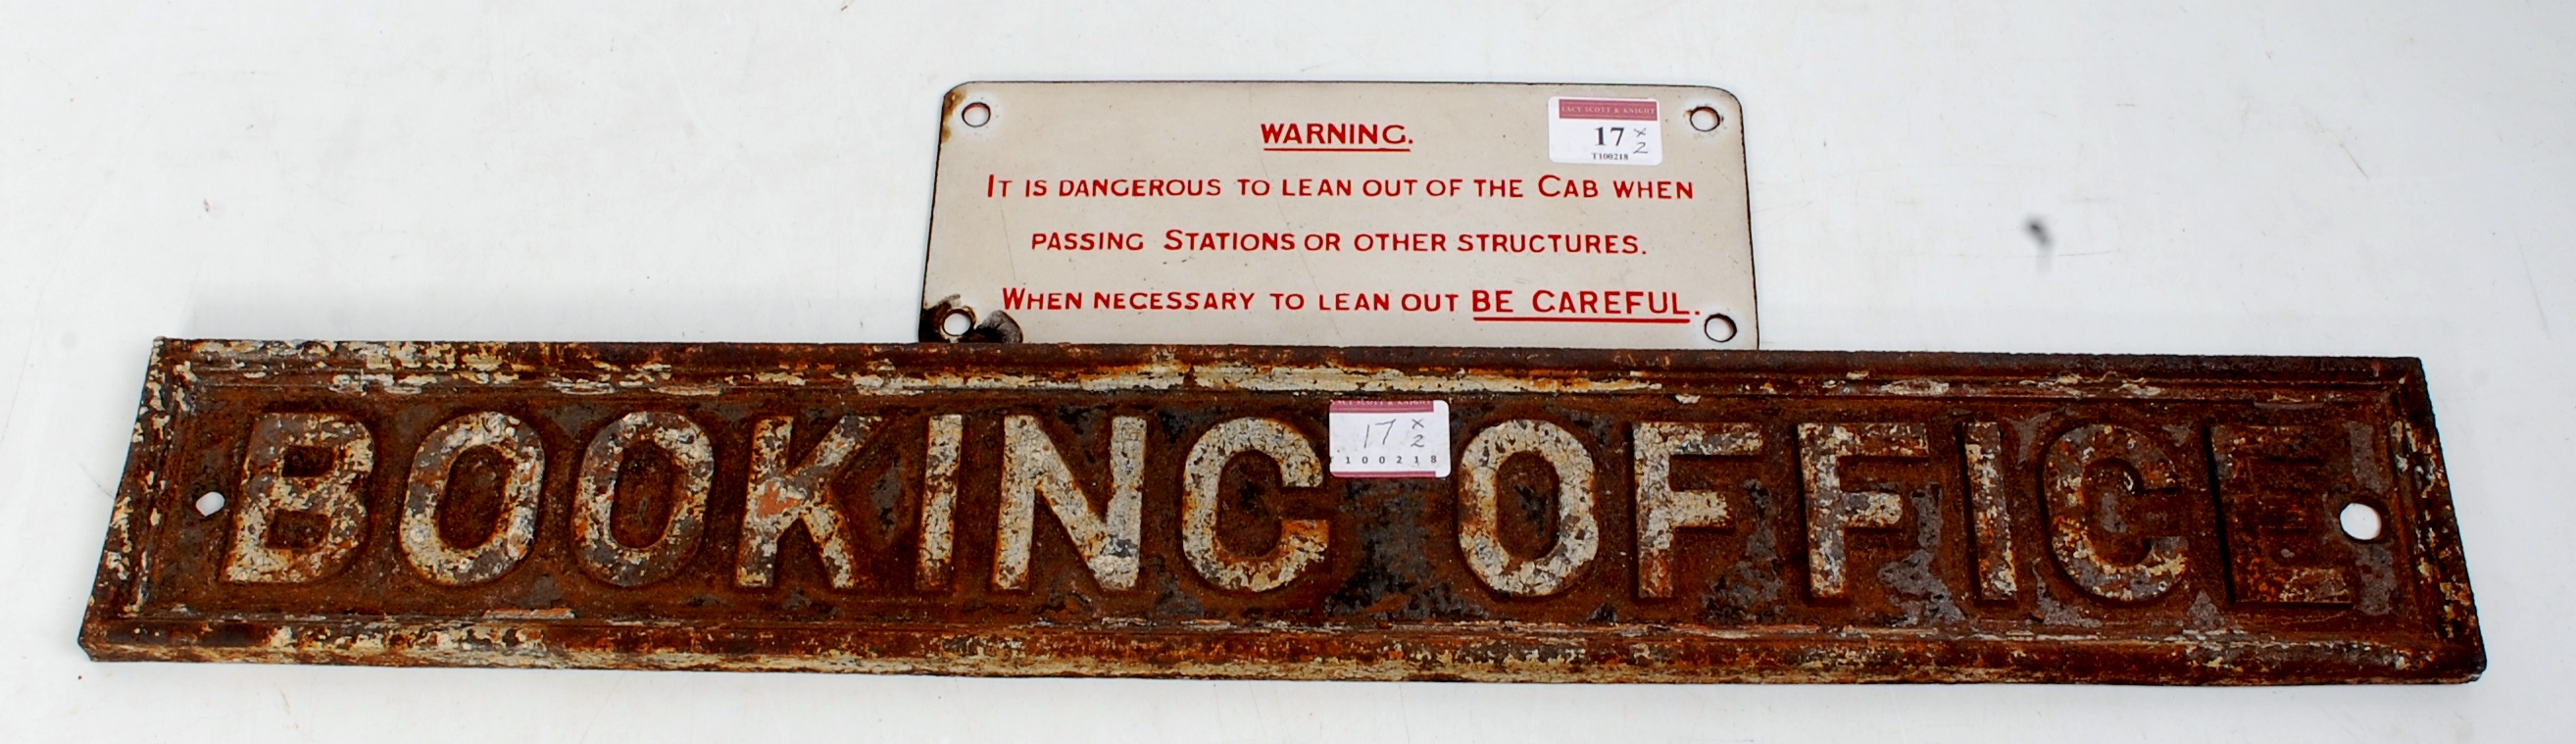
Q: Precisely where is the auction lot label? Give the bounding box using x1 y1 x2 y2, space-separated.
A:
920 82 1758 348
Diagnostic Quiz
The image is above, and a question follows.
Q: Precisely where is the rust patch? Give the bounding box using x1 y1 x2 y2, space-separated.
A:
81 340 2483 683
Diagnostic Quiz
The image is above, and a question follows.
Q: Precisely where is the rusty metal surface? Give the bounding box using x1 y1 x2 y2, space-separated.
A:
79 340 2483 683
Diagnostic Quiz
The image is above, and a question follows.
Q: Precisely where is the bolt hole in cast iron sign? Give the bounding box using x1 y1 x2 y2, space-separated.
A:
79 83 2481 684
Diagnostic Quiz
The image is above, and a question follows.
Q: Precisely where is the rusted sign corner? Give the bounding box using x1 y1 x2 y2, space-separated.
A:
83 339 2482 684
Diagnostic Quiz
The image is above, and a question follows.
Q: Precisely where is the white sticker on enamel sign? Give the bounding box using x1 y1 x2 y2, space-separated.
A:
1549 97 1661 166
1329 401 1451 478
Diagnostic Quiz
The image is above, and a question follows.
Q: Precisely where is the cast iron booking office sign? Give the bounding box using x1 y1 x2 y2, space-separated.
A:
81 341 2482 683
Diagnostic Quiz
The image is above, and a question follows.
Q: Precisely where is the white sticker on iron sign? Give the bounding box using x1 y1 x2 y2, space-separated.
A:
922 81 1756 349
1549 97 1661 166
1329 401 1451 478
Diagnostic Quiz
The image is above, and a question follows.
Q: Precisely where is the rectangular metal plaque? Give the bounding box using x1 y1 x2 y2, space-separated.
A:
83 340 2483 683
919 81 1759 349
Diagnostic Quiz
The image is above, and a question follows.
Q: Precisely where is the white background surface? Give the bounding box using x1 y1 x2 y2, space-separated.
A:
3 1 2568 741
